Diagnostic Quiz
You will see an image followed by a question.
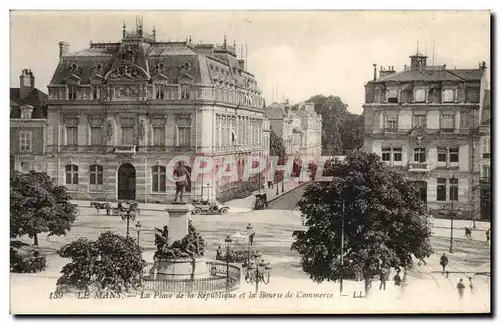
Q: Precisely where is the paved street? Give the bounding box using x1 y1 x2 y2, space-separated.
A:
11 185 490 313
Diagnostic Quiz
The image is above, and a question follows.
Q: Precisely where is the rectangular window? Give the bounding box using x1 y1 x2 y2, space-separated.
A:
19 131 32 152
443 89 454 103
153 127 165 146
155 84 165 99
387 89 398 103
152 166 166 192
385 118 397 131
482 165 490 179
66 126 78 145
449 178 458 201
449 148 459 163
437 178 446 201
413 147 426 163
393 147 402 162
437 148 447 162
65 165 79 185
68 85 77 100
92 86 101 100
121 127 134 145
89 164 103 185
413 114 426 128
482 136 490 157
415 89 426 103
90 127 103 145
441 115 455 131
181 85 191 99
381 147 391 161
177 118 191 146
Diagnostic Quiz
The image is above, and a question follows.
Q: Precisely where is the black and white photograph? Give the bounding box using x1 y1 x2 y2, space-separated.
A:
7 9 491 314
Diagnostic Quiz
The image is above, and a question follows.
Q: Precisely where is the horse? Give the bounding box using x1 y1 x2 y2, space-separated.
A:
90 202 111 216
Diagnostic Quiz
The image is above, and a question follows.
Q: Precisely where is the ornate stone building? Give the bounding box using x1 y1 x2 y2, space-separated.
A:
363 51 489 218
45 20 265 202
10 69 48 173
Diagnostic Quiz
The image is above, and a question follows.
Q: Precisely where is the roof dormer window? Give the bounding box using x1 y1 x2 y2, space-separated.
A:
20 104 34 119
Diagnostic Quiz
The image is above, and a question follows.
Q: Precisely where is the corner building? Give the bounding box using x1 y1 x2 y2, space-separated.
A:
46 22 266 203
363 52 489 218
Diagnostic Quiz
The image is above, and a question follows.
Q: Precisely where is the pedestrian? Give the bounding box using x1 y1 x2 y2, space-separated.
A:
485 228 490 245
464 227 472 239
216 246 222 260
457 279 466 298
379 266 388 290
440 253 449 273
394 272 402 286
468 276 473 291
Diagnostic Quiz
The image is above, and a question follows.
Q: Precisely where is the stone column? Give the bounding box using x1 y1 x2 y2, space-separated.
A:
165 203 194 245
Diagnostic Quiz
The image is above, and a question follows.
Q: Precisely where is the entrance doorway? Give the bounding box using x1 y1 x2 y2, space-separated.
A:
415 181 427 204
118 163 136 200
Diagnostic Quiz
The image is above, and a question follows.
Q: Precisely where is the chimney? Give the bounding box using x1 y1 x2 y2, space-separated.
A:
379 65 396 79
19 69 35 100
238 59 245 70
373 64 377 81
59 41 69 58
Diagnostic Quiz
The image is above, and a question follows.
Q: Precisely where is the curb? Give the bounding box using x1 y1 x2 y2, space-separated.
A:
267 181 311 204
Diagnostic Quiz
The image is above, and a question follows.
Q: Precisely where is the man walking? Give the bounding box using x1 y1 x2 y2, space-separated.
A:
440 253 449 273
457 279 466 298
464 227 472 239
379 266 388 290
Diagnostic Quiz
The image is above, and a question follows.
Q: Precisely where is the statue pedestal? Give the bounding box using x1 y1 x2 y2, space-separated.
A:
165 203 194 245
149 257 208 280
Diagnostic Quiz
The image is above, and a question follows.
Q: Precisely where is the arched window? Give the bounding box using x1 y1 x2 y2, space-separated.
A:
152 165 166 192
65 165 79 185
90 164 103 185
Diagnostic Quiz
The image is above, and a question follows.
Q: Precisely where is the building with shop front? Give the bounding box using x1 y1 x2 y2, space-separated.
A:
45 19 266 203
363 51 489 218
10 69 48 173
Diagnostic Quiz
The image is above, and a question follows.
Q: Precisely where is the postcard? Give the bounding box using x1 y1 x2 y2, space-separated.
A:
9 10 491 314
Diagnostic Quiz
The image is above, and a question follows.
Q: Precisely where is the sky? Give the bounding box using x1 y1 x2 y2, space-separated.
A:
9 10 490 114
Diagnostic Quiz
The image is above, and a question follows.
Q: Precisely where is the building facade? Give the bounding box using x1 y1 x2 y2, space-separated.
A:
10 69 48 173
294 102 322 161
478 89 491 219
363 52 489 218
45 21 266 203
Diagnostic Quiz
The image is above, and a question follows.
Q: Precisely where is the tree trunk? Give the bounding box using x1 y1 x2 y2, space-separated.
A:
33 233 39 246
363 271 372 297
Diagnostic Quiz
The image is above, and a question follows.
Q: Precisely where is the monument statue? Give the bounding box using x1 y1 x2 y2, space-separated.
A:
173 161 190 203
153 220 205 260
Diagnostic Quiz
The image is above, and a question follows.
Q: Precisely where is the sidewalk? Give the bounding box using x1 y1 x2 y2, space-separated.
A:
224 178 310 210
70 178 309 214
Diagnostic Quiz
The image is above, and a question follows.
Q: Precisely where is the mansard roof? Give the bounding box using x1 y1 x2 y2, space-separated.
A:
369 68 485 84
48 37 262 94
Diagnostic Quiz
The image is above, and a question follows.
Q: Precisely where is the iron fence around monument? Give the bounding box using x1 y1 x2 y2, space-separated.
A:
141 260 242 293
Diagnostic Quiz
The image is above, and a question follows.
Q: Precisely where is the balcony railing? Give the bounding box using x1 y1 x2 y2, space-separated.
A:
408 162 430 172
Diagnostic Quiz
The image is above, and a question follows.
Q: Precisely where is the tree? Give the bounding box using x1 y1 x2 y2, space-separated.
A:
57 232 145 294
292 152 433 296
270 128 287 164
307 95 347 155
10 171 77 246
340 112 364 152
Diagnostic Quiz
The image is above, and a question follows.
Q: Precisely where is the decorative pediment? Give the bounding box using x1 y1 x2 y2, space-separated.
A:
105 65 148 81
65 74 81 85
178 73 194 83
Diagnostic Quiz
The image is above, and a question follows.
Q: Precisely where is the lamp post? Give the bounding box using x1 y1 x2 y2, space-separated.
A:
120 207 136 238
281 174 285 193
135 221 142 246
275 173 279 195
244 250 272 295
225 235 232 290
246 223 254 263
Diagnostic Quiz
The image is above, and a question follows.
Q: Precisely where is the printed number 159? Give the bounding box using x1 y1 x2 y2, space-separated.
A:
49 292 63 299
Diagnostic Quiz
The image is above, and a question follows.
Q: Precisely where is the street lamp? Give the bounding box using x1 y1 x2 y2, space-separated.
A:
244 250 272 295
246 223 254 263
135 221 142 246
275 172 279 195
120 206 137 238
224 235 233 290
